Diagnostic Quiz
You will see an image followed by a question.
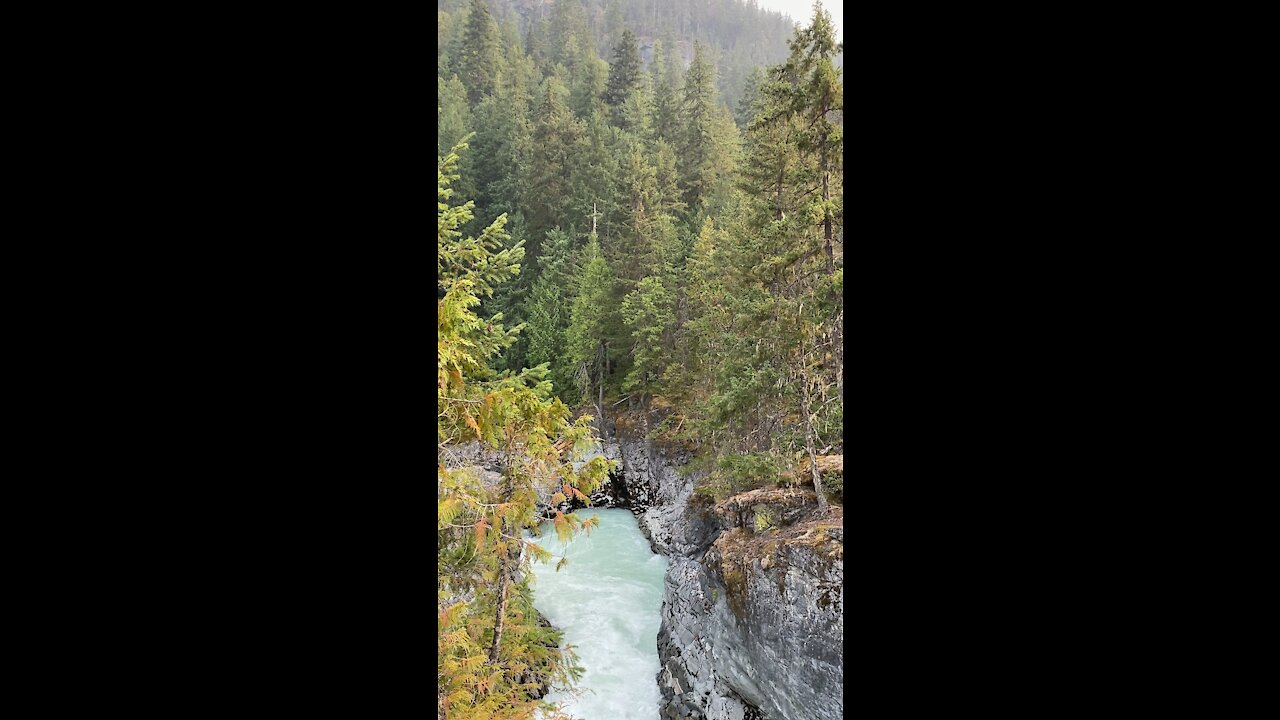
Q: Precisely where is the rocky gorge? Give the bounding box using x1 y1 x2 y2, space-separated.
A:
445 406 844 720
589 408 845 720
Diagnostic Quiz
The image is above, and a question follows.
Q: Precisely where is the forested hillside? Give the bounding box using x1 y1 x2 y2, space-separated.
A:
438 0 842 716
439 0 798 110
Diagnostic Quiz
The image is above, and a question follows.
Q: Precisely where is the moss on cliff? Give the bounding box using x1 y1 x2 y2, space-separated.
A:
708 496 844 622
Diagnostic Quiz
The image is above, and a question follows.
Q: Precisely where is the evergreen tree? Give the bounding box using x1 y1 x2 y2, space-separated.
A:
549 0 590 69
609 143 661 285
601 0 626 53
734 65 764 129
740 66 807 227
439 76 472 158
678 42 734 214
783 3 843 271
653 140 686 219
619 72 654 140
525 79 584 253
468 42 536 229
524 16 549 71
454 0 502 106
569 53 609 119
439 138 612 719
439 76 476 205
602 29 643 127
649 39 680 143
683 217 725 365
568 109 621 244
483 216 534 375
775 3 845 404
524 229 580 399
566 234 617 415
621 272 676 396
438 10 455 61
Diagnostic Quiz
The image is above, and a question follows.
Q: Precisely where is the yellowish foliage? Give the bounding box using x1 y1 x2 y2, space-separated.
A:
439 139 611 719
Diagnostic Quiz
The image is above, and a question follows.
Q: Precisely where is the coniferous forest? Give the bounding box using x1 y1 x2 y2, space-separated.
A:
439 1 843 717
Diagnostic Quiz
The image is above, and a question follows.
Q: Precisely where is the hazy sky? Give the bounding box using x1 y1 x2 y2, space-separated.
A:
753 0 843 41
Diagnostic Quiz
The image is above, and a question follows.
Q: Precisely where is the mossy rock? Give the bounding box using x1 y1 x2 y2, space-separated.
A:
752 505 777 533
715 487 819 530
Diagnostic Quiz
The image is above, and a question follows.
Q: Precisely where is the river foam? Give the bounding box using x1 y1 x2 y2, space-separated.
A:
529 508 667 719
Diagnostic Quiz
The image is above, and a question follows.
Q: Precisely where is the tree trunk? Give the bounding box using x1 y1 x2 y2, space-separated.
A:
821 138 833 270
833 311 843 407
489 454 516 664
776 164 784 221
820 103 840 406
488 548 511 664
677 295 689 373
597 342 605 423
800 349 828 510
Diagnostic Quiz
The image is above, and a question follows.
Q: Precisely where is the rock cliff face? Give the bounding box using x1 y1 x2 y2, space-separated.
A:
602 418 844 720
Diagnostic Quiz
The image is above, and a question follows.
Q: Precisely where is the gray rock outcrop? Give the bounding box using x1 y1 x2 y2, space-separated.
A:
606 423 844 720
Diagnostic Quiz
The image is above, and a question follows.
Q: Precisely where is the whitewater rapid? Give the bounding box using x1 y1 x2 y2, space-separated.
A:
528 508 668 719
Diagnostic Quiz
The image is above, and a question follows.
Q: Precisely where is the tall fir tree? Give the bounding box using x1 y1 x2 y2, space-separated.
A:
523 228 580 399
568 109 621 245
649 39 680 143
454 0 501 106
621 272 676 396
439 75 472 159
777 3 844 405
734 65 765 129
609 143 661 286
783 3 843 271
468 39 537 230
602 29 643 128
525 79 584 255
601 0 626 54
549 0 590 69
619 72 654 141
652 140 686 219
677 42 738 215
566 234 618 415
